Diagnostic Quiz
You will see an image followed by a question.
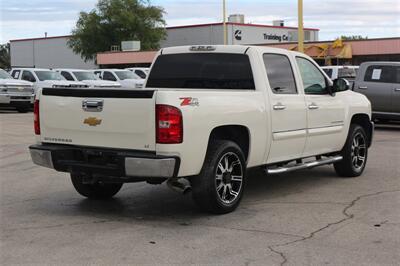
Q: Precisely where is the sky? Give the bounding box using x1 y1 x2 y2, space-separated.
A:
1 0 399 43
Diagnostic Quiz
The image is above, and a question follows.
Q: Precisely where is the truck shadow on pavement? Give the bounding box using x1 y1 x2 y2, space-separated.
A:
41 166 342 222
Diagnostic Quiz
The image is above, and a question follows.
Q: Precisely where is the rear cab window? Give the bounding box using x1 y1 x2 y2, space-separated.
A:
322 68 333 79
146 53 255 90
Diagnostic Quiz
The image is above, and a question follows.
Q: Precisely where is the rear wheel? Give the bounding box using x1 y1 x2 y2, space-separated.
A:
71 173 123 199
334 124 368 177
191 140 246 214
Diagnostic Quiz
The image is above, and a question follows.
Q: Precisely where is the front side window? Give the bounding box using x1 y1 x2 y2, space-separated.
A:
34 71 64 81
296 57 327 94
364 65 398 84
103 71 117 81
21 71 36 82
263 54 297 94
146 53 255 90
60 71 74 81
135 70 147 79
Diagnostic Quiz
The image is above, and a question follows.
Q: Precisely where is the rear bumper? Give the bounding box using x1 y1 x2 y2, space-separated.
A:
29 144 179 179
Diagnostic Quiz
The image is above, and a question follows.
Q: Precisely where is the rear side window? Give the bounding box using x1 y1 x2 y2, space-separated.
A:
263 54 297 94
364 65 398 84
146 53 255 90
12 70 21 79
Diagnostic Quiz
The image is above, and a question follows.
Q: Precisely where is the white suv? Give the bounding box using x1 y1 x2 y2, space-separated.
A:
94 69 145 89
0 69 34 112
55 69 121 89
11 68 87 94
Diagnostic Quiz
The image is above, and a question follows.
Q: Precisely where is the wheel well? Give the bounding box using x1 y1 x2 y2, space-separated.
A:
351 114 373 146
209 125 250 160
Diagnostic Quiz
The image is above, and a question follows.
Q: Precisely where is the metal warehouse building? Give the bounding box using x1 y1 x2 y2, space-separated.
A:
10 17 319 69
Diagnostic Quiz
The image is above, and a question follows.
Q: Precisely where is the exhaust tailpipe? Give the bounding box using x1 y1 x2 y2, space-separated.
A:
167 178 191 194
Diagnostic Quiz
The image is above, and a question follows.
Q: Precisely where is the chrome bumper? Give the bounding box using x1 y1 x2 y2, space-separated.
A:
29 144 178 178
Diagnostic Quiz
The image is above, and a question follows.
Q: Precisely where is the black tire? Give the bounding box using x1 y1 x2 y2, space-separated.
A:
70 173 123 199
334 124 368 177
191 140 246 214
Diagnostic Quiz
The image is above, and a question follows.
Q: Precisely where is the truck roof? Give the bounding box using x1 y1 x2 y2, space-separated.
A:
161 45 302 57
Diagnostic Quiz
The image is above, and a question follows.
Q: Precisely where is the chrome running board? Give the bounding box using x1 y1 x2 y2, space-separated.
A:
266 155 343 175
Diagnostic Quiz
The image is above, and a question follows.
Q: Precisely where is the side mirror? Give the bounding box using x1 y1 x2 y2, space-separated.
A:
332 78 350 93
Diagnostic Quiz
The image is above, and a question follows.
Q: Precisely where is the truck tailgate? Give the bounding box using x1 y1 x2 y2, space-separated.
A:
39 88 156 151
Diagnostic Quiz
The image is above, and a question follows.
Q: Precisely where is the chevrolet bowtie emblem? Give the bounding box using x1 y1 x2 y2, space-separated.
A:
83 117 102 126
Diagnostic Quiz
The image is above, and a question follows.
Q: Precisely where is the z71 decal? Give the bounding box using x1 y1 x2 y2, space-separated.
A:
180 97 199 107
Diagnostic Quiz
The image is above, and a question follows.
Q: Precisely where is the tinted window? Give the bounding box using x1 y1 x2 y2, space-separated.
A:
12 70 21 79
21 71 36 82
263 54 297 94
296 57 327 94
322 68 333 78
146 53 255 90
103 71 117 81
61 71 74 81
135 70 147 79
364 65 398 84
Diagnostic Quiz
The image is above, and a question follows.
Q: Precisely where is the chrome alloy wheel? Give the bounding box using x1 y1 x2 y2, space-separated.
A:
351 132 367 170
215 152 243 205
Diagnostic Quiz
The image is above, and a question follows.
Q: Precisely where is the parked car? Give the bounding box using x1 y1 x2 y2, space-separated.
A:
353 62 400 122
93 69 144 89
55 69 121 89
29 45 373 214
322 65 359 87
10 68 88 95
126 67 150 79
0 69 34 112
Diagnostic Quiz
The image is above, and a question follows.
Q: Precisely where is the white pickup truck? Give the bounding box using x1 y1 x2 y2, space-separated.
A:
29 45 374 214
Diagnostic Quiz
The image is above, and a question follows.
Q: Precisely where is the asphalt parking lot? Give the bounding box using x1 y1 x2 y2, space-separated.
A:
1 111 399 265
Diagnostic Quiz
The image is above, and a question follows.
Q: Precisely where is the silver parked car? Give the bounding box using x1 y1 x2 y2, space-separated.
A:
0 69 34 112
353 62 400 121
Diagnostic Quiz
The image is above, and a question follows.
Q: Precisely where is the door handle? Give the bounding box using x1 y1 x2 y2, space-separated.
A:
395 88 400 92
358 86 368 90
82 99 104 112
308 103 319 110
273 103 286 110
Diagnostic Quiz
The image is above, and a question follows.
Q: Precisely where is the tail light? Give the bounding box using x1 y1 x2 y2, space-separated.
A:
156 104 183 144
34 100 40 135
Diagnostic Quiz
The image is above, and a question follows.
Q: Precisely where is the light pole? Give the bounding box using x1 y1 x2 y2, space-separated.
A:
298 0 304 53
223 0 227 45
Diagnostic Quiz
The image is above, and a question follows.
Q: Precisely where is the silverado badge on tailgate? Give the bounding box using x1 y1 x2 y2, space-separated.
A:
83 117 102 126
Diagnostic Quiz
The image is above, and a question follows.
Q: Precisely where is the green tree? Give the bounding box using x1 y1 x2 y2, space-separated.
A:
68 0 166 62
340 35 368 40
0 43 10 70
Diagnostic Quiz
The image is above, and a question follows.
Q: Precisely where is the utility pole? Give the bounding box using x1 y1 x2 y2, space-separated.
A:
298 0 304 53
223 0 227 45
